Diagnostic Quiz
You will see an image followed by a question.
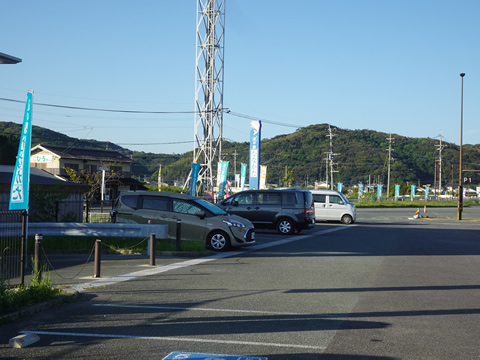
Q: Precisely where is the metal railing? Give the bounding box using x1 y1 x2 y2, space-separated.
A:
0 210 24 287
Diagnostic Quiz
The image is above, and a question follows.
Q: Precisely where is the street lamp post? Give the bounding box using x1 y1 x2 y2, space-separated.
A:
458 73 465 220
0 52 22 64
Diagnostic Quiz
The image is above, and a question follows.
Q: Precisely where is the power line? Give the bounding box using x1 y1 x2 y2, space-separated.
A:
0 97 196 114
0 97 297 128
226 111 299 128
117 140 194 146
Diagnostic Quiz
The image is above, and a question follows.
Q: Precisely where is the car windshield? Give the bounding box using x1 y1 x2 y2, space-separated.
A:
194 198 228 215
338 192 350 204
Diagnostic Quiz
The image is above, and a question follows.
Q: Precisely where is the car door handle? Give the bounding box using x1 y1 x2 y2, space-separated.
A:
247 207 260 210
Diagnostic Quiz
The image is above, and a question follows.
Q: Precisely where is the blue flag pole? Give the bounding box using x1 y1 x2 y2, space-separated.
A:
9 91 33 285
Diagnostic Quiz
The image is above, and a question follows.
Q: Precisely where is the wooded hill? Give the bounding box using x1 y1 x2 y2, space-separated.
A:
1 121 479 188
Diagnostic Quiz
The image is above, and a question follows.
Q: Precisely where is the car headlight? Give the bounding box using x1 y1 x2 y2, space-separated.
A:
223 219 246 228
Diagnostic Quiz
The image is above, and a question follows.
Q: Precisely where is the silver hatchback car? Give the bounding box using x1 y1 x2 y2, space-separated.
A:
110 191 255 251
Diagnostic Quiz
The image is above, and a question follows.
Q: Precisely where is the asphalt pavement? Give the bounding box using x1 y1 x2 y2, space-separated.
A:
1 207 480 359
15 205 480 292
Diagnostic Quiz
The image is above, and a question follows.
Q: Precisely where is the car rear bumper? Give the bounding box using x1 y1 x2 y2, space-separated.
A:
303 216 316 229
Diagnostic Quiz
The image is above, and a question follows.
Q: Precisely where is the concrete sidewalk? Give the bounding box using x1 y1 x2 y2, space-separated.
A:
26 252 211 289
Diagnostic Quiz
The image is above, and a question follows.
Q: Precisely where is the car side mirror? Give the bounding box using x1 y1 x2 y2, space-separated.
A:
195 211 206 219
232 200 239 207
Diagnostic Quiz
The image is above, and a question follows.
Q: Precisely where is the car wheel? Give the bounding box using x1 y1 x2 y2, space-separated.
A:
207 231 230 251
277 218 295 235
341 214 353 224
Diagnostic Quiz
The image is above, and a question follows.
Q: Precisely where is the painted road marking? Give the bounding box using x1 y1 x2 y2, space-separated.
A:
163 352 267 360
20 330 326 350
91 303 339 318
21 228 346 352
72 226 352 292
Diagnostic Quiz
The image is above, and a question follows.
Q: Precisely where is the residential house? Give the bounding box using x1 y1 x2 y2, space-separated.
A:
30 144 147 201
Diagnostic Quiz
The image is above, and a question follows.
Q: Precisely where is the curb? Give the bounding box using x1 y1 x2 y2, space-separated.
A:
0 288 79 324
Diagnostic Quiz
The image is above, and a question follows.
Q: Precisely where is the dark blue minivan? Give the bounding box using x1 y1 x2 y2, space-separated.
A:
217 188 315 235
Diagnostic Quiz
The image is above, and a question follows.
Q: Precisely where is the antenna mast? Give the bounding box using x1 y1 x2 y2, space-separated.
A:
188 0 226 193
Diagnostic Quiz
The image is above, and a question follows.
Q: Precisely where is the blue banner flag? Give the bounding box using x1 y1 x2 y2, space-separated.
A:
411 185 416 200
190 163 200 196
9 92 33 210
249 120 262 190
395 184 400 200
378 184 383 200
425 186 430 200
358 183 363 199
338 183 343 193
240 163 247 191
218 161 229 199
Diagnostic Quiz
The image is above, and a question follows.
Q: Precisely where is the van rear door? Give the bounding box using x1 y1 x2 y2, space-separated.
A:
312 193 329 221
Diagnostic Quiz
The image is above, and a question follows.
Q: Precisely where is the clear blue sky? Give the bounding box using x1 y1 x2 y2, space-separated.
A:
1 0 479 155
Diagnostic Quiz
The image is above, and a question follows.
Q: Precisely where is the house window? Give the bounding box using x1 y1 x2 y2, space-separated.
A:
64 163 79 172
34 163 47 170
111 166 123 176
87 164 98 173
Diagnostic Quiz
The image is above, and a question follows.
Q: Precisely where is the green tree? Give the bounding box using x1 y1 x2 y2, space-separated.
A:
30 184 70 222
282 167 295 187
0 134 19 165
64 164 122 222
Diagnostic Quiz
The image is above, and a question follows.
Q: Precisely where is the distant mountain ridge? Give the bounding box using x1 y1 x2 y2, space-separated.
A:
1 121 479 188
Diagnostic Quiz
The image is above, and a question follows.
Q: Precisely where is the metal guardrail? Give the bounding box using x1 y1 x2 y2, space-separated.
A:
7 223 168 239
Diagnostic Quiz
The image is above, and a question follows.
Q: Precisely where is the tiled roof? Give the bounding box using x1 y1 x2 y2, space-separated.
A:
0 165 87 188
33 144 133 163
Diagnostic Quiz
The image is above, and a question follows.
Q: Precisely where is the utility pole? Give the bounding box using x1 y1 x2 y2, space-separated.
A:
435 134 445 198
386 133 394 198
326 125 339 190
451 164 454 197
325 155 329 185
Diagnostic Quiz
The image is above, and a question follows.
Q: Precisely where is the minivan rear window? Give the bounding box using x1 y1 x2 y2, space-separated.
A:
122 195 139 209
304 191 314 207
142 196 168 211
282 192 296 205
258 192 281 205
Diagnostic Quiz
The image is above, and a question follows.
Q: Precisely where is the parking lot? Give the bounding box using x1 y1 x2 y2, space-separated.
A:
1 207 480 359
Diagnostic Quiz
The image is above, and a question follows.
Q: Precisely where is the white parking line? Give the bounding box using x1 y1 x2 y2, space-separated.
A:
72 226 352 292
92 303 339 317
20 330 326 350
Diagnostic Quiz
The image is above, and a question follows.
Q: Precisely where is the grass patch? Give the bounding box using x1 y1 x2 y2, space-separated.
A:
354 199 478 208
1 259 62 316
26 236 207 254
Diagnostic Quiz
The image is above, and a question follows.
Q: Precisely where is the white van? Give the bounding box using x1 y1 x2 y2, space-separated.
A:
310 189 356 224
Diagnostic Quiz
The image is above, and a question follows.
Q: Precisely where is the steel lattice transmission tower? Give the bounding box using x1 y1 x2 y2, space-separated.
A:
189 0 226 193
